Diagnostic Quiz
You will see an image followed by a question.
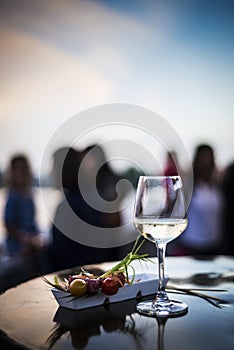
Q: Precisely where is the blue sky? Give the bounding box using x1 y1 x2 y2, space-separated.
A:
0 0 234 174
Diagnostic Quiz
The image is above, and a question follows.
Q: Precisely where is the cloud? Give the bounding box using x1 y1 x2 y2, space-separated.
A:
0 0 154 114
0 0 154 169
0 24 116 168
0 25 115 111
0 0 153 54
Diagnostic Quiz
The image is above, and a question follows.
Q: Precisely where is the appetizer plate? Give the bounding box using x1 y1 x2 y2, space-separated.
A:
52 273 168 310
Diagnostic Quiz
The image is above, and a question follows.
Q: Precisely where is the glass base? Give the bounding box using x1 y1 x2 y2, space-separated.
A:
136 299 188 318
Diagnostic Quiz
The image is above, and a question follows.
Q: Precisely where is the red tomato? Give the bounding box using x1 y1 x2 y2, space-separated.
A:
101 277 119 296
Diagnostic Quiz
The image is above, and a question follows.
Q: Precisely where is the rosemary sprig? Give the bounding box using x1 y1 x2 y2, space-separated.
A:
42 236 228 309
42 276 67 292
99 236 151 280
42 236 150 291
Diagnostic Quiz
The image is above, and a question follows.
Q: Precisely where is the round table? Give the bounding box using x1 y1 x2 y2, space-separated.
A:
0 256 234 350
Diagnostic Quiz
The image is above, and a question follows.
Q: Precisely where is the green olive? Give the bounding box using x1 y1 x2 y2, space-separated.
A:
69 278 87 297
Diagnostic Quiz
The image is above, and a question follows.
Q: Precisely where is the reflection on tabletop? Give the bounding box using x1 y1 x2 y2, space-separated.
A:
1 256 234 350
47 298 187 350
47 299 146 349
46 259 234 350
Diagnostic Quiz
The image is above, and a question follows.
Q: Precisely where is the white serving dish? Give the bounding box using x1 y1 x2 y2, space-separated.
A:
52 273 167 310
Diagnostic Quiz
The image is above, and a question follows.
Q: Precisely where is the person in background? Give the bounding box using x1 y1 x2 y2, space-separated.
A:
163 151 179 176
178 144 222 256
52 147 72 189
48 146 120 271
3 155 43 262
221 161 234 255
82 145 121 227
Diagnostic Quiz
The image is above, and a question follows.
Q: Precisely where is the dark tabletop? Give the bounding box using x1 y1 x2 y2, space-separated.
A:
0 256 234 350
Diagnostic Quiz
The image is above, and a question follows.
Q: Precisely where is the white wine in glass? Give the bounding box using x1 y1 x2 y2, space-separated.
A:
134 176 188 317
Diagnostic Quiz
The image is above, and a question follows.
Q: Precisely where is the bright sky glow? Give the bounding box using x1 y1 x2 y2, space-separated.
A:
0 0 234 174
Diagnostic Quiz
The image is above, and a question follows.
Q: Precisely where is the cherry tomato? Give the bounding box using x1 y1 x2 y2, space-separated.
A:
101 277 119 296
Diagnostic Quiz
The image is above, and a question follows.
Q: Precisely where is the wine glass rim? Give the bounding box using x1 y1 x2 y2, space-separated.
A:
139 175 181 179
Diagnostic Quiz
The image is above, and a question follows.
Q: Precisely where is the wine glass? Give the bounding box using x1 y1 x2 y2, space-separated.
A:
134 176 188 317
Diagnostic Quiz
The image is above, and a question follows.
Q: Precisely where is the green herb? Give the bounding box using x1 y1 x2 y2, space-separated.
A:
42 236 151 291
99 235 152 282
42 236 228 309
42 276 67 292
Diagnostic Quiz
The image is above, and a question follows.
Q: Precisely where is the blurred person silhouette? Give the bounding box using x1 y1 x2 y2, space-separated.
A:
3 155 44 271
163 151 179 176
82 145 121 226
52 147 71 189
163 150 189 256
221 161 234 255
82 145 146 261
48 146 120 271
178 144 222 256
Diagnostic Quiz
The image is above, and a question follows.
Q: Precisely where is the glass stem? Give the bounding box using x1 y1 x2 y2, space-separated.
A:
156 243 169 303
157 318 167 350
